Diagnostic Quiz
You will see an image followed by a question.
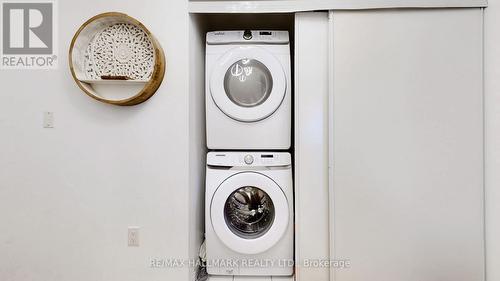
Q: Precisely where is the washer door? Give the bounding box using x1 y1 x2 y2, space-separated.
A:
210 172 289 254
210 46 287 122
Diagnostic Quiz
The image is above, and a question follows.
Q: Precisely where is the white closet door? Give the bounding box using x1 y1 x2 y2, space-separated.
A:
294 12 331 281
332 8 484 281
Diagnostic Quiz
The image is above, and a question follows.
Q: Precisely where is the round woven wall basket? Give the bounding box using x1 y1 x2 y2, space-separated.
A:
69 12 165 106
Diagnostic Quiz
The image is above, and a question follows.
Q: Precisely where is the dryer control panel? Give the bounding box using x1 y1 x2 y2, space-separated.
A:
207 30 289 45
207 152 291 167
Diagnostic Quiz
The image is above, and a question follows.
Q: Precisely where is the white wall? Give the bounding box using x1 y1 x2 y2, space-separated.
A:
0 1 192 280
188 13 208 281
485 3 500 281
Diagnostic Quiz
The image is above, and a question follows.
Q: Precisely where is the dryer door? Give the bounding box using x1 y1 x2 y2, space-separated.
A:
210 46 287 122
210 172 289 254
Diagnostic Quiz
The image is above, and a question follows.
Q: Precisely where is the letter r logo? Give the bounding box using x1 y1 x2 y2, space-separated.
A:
2 2 53 54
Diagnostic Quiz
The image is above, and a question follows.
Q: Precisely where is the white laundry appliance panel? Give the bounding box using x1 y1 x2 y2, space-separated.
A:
206 31 291 150
208 276 294 281
205 152 294 276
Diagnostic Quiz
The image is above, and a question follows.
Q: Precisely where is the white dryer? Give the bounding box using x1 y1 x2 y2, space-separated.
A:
206 30 291 150
205 152 294 276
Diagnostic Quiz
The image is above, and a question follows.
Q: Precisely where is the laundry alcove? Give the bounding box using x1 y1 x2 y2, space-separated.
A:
188 12 295 281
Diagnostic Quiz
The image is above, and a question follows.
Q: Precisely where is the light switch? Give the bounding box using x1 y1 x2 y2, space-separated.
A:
43 112 54 128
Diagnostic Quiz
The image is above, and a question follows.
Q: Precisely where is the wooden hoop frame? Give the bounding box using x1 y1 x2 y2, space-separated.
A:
69 12 166 106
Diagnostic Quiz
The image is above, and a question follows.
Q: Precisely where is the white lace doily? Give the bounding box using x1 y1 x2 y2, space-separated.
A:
84 23 154 80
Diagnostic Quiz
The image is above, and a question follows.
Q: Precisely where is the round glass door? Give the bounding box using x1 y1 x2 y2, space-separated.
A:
224 186 275 239
224 59 273 107
210 47 287 122
210 172 289 254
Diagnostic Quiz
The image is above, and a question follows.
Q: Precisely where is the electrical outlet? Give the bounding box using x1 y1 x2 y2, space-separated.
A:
128 227 139 247
43 112 54 128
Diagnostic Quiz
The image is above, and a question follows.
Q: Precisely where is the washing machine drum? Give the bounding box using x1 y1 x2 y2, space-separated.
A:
210 172 289 255
210 46 287 122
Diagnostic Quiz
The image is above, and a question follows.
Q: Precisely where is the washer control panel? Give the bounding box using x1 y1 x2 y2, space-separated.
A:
206 30 289 45
207 152 291 167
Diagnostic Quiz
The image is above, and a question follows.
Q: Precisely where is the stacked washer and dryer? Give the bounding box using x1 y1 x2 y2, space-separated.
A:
205 30 294 281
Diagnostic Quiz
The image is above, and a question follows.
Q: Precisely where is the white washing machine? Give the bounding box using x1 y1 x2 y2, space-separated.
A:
206 30 291 150
205 151 294 277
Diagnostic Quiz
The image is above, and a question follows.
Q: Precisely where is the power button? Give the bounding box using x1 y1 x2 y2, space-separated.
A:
243 30 252 40
244 155 254 165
